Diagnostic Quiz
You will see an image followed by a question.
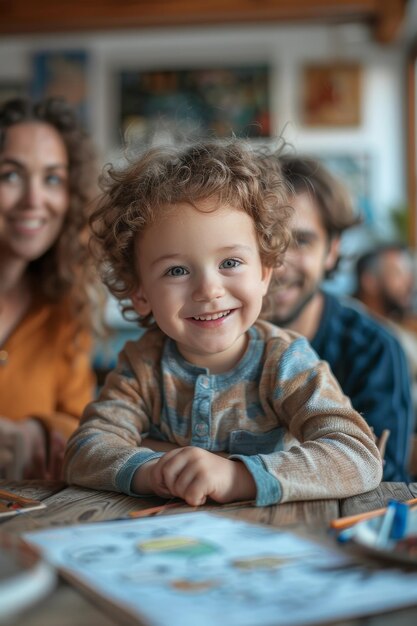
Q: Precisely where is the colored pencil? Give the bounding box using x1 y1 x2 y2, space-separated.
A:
330 496 417 531
128 503 182 518
128 498 255 519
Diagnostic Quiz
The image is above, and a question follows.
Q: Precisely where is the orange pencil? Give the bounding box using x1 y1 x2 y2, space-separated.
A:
128 498 255 519
128 503 181 518
330 496 417 531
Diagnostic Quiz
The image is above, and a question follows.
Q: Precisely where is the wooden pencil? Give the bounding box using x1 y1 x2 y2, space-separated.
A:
0 488 42 506
128 498 255 518
330 496 417 530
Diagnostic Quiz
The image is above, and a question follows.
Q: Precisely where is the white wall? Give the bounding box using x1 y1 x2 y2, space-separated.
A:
0 21 409 243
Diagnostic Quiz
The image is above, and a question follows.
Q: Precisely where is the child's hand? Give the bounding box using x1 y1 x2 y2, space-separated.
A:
147 447 256 506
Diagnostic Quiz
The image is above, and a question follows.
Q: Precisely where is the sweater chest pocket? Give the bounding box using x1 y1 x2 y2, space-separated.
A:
229 426 287 455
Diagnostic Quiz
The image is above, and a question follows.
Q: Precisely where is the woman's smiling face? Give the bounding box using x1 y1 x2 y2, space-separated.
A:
0 122 69 265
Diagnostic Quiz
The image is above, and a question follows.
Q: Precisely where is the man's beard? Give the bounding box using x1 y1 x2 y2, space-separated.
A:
270 287 318 327
380 288 408 322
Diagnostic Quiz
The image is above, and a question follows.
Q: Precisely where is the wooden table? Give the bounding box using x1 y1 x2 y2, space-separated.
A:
2 480 417 626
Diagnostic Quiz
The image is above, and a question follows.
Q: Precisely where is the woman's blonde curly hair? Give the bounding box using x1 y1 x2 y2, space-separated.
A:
0 97 98 334
90 139 292 327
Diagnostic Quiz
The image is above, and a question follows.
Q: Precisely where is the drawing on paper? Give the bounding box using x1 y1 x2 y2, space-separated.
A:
138 536 219 557
24 512 417 626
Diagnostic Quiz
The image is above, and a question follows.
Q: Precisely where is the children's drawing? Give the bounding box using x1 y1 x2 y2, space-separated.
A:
138 536 218 558
25 512 417 626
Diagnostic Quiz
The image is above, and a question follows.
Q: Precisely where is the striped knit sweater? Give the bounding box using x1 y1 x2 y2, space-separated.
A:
64 319 382 505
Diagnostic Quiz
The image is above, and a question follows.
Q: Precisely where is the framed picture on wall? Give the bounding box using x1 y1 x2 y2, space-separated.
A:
117 64 271 146
31 50 90 128
302 63 362 127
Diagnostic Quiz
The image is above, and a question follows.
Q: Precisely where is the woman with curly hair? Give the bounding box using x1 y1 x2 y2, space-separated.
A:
0 97 98 479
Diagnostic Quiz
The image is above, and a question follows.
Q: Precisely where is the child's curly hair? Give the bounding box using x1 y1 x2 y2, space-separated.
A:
90 140 292 327
0 97 98 334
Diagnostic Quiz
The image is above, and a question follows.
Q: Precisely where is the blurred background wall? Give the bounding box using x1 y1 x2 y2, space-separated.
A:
0 24 408 239
1 0 416 353
1 1 416 243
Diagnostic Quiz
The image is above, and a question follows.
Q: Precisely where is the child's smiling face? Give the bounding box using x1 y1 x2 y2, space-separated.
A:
132 199 272 373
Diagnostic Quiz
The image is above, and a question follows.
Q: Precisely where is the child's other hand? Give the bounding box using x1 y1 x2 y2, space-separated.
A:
149 447 256 506
132 458 171 499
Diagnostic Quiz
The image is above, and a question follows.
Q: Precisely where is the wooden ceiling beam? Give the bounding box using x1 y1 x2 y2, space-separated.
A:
373 0 408 44
0 0 409 43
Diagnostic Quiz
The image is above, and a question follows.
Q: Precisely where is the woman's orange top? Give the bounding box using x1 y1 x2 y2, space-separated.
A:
0 298 95 440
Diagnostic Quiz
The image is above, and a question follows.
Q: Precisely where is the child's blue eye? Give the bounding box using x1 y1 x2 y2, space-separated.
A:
46 173 65 186
220 258 241 269
0 170 20 183
166 266 189 277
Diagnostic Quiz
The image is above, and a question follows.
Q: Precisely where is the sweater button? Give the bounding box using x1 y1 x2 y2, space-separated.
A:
0 350 8 365
195 422 208 436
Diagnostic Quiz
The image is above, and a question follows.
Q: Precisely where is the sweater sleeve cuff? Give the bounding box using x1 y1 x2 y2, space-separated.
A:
230 454 282 506
116 451 164 496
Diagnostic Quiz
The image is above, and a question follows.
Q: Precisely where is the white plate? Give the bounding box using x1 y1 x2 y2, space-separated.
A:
0 531 56 623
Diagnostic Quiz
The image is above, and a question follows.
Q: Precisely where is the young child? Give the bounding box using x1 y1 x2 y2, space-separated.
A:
64 141 382 507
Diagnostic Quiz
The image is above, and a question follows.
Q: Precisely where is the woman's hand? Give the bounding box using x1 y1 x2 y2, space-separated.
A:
0 417 28 479
25 427 66 480
0 417 65 480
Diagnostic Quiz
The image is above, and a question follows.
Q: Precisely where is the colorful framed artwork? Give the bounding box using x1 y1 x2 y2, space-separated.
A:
302 63 362 127
31 50 90 128
117 64 271 145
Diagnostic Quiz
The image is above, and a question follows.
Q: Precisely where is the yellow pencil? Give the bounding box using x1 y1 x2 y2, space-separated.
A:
330 496 417 531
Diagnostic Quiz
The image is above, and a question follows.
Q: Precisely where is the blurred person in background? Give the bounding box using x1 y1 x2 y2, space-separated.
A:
355 244 417 475
0 97 98 480
262 154 413 482
354 244 416 327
